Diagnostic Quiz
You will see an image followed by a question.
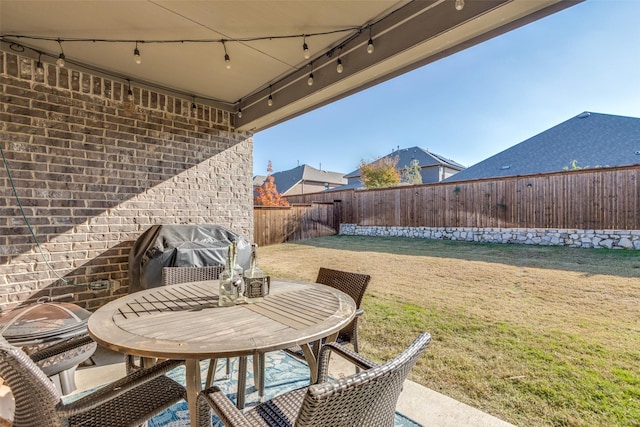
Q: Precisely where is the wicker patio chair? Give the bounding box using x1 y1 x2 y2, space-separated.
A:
161 265 226 287
315 267 371 352
0 335 186 427
284 267 371 368
196 332 431 427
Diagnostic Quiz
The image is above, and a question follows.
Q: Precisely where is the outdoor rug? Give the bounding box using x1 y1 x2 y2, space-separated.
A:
147 350 423 427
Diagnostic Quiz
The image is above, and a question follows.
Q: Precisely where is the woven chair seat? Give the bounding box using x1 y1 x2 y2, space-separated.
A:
197 333 431 427
65 375 185 426
239 388 307 427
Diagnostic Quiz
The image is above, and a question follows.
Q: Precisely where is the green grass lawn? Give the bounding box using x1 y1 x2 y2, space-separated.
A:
259 235 640 427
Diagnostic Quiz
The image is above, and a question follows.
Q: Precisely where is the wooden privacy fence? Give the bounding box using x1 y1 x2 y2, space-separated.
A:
253 202 339 246
285 165 640 230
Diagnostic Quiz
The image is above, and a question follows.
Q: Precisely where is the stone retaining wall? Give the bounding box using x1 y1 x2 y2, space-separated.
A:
339 224 640 250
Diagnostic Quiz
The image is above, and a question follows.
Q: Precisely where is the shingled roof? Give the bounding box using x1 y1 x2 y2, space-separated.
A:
344 146 465 179
270 164 346 194
445 112 640 182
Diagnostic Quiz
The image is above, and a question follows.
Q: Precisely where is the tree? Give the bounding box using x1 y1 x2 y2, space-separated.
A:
359 156 401 189
563 159 608 171
401 159 423 185
254 161 290 206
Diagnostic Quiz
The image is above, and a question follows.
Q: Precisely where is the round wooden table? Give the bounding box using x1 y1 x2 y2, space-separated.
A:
87 279 356 425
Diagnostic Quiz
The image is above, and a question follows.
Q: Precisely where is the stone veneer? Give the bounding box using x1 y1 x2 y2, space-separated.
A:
0 50 254 312
340 224 640 250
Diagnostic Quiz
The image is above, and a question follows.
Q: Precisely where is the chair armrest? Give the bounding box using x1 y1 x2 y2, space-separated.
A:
198 386 253 427
55 358 184 417
28 335 95 364
354 308 364 317
317 341 379 383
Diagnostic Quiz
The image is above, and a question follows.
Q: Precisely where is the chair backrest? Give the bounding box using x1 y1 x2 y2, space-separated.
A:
162 265 224 286
316 268 371 345
296 332 431 427
315 268 371 309
0 336 62 425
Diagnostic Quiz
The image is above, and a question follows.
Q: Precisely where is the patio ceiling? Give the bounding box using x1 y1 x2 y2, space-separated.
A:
0 0 581 132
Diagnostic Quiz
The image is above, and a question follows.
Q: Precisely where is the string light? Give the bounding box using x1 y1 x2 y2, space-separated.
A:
302 35 310 59
133 41 142 64
237 99 243 118
455 0 465 11
222 40 231 69
126 79 134 101
191 96 197 115
267 86 273 107
35 53 44 75
367 27 374 54
336 58 343 74
307 64 314 86
56 40 65 67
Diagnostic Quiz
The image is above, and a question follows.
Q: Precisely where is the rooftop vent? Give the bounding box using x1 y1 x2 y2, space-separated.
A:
635 151 640 155
577 112 591 119
501 165 511 170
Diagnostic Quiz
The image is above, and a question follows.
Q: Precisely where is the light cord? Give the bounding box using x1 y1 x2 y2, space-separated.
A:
0 142 70 284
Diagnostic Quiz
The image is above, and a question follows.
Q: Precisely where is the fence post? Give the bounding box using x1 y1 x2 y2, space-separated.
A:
333 200 342 234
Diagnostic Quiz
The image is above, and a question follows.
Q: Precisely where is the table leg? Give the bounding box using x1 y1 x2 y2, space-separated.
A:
253 353 265 402
237 356 248 409
300 343 318 384
185 359 202 426
141 356 157 369
205 358 218 388
300 332 339 384
325 332 339 344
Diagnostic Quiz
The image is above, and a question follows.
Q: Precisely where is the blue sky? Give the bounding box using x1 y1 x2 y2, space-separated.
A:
253 0 640 176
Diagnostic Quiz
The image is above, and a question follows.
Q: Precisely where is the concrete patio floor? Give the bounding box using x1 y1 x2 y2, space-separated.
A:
70 345 515 427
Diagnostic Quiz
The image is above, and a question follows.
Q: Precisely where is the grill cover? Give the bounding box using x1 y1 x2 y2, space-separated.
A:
128 224 251 293
0 302 91 347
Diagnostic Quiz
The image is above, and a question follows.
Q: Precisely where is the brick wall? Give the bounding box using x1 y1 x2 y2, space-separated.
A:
0 49 254 312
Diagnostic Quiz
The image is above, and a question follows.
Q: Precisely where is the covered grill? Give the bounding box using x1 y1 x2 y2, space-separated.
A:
128 224 251 293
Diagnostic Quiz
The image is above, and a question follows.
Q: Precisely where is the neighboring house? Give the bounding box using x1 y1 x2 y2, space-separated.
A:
255 164 347 196
337 146 465 190
445 112 640 182
253 175 267 188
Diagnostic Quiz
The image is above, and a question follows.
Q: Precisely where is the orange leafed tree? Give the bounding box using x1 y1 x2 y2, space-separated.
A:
254 161 290 206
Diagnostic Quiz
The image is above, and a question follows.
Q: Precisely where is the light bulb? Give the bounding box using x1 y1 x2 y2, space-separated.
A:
134 47 142 64
455 0 465 11
36 60 44 76
303 42 310 59
224 53 231 69
191 103 197 114
267 95 273 107
127 89 134 102
336 58 343 74
56 53 65 68
367 39 374 54
237 109 242 119
307 73 314 86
